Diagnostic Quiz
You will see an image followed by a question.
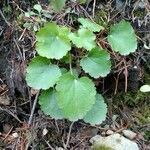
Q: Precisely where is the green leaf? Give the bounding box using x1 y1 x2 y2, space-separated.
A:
39 89 64 119
25 11 36 17
78 0 87 4
55 73 96 121
140 85 150 92
83 94 107 125
33 4 42 13
108 20 137 55
60 68 68 74
36 23 71 59
26 56 61 90
50 0 66 12
60 53 70 64
69 28 96 51
78 18 104 32
80 47 111 78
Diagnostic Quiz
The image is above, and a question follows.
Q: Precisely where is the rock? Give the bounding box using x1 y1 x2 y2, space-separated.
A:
90 134 139 150
101 131 106 136
42 128 48 136
12 132 19 138
122 130 137 140
0 95 10 105
106 130 114 135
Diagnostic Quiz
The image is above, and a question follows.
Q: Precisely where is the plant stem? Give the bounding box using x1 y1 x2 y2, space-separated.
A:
69 53 73 75
64 121 74 149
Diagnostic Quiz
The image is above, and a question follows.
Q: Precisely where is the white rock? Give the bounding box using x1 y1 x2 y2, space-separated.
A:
106 130 114 135
90 133 139 150
12 132 19 138
122 130 137 140
101 131 106 136
42 128 48 136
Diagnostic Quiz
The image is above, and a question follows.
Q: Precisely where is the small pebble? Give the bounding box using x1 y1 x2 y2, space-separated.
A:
122 130 137 140
106 130 114 135
90 134 139 150
12 132 19 138
0 95 10 106
101 131 106 136
42 128 48 136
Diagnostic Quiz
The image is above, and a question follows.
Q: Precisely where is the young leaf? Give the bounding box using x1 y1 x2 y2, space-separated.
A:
83 94 107 125
26 56 61 90
78 18 104 32
80 47 111 78
140 85 150 92
33 4 42 13
108 20 137 55
39 89 64 119
50 0 66 12
69 28 96 51
36 23 71 59
55 73 96 121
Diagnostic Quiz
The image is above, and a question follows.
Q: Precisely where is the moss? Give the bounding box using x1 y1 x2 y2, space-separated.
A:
0 140 5 148
144 130 150 141
113 90 150 125
144 71 150 84
113 91 150 106
92 144 113 150
133 9 147 18
134 105 150 125
94 9 108 28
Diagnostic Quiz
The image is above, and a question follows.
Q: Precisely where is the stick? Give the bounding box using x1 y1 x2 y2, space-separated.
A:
0 107 22 123
0 9 10 26
64 122 74 149
28 91 40 126
92 0 96 18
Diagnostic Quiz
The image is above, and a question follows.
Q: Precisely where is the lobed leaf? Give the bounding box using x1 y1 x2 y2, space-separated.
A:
78 18 104 32
50 0 66 12
108 20 137 55
55 73 96 121
39 89 64 119
33 4 42 13
69 28 96 51
80 47 111 78
83 94 107 125
26 56 61 90
36 23 71 59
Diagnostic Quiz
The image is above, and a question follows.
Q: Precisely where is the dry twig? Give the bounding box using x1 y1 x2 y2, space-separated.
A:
63 122 74 149
28 91 40 126
0 9 10 26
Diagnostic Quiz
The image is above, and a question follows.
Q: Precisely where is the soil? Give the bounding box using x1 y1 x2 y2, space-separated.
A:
0 0 150 149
